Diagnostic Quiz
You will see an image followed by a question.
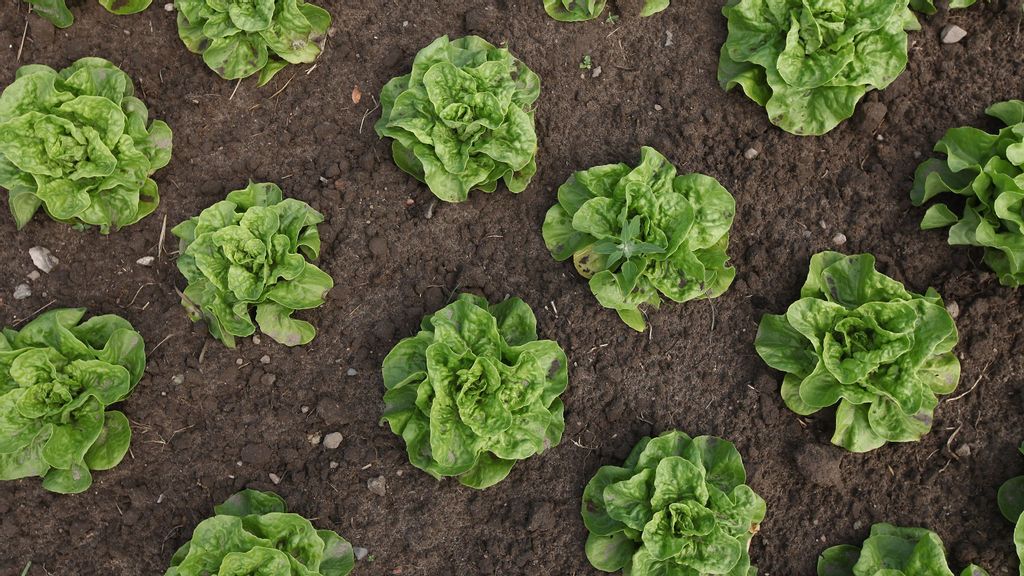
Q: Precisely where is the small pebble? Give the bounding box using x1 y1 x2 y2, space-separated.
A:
664 30 674 47
171 374 185 385
13 284 31 300
163 2 174 10
29 246 58 273
941 25 967 44
269 473 281 485
329 461 339 469
946 301 960 319
308 432 322 445
301 405 310 413
653 104 663 111
744 148 759 160
260 373 277 386
955 443 972 458
346 368 358 376
591 66 602 78
323 432 344 450
260 355 271 365
404 198 415 206
156 494 164 504
235 358 244 366
252 335 261 345
27 270 40 281
367 476 386 496
136 256 155 266
832 233 847 246
354 547 369 561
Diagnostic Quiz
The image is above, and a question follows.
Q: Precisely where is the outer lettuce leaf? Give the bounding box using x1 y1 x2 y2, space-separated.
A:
909 0 979 15
375 35 540 202
998 443 1024 575
381 293 568 488
542 0 668 21
755 252 960 452
0 309 145 494
172 182 333 348
816 523 989 576
0 58 172 232
173 0 331 85
581 430 766 575
165 489 354 576
25 0 151 28
719 0 917 135
542 146 736 331
911 100 1024 287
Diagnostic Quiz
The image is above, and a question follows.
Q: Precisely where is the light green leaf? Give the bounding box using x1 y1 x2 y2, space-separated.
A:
82 410 130 470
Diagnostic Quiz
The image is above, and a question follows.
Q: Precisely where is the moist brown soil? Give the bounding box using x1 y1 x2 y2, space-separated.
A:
1 1 1023 574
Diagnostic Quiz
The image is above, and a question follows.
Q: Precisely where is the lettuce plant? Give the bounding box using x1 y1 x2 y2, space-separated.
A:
0 58 172 233
543 0 668 21
911 100 1024 287
582 430 766 575
25 0 151 28
174 0 331 86
755 252 960 453
718 0 920 136
0 309 145 494
998 443 1024 575
542 146 736 332
375 35 540 203
166 489 354 576
381 293 568 489
172 182 333 348
817 523 988 576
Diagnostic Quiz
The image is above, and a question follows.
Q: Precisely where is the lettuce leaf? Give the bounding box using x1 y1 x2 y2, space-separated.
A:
817 523 988 576
0 58 172 232
0 309 145 494
542 146 736 331
172 181 333 348
165 489 354 576
381 293 568 489
911 100 1024 287
581 430 766 575
719 0 918 135
755 252 961 452
375 35 540 202
25 0 151 28
173 0 331 85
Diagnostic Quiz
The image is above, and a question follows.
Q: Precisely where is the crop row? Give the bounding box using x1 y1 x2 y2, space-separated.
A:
2 1 1022 575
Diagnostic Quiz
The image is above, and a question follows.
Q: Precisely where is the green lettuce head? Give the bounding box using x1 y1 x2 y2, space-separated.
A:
174 0 332 86
817 523 988 576
998 443 1024 575
582 430 766 575
911 100 1024 287
718 0 919 135
25 0 151 28
381 293 568 489
375 35 541 203
543 0 668 21
172 182 334 348
0 58 172 232
755 252 961 453
542 146 736 332
0 309 145 494
166 489 354 576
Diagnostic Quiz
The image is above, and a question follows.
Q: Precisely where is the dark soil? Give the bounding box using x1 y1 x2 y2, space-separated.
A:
1 1 1023 574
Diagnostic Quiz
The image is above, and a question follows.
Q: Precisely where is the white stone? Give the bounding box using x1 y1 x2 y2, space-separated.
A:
744 148 759 160
13 284 31 300
941 25 967 44
29 246 58 273
269 473 281 485
323 432 344 450
136 256 155 266
832 233 848 246
26 270 40 281
353 547 369 561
